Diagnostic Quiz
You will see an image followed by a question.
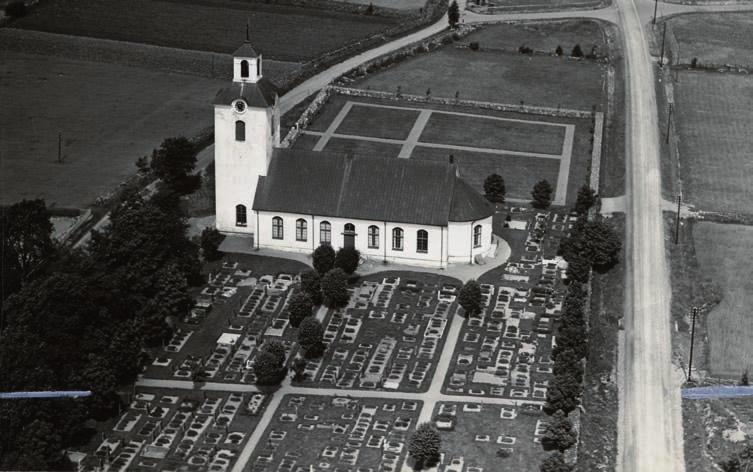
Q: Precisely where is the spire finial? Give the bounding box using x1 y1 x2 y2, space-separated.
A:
245 18 250 42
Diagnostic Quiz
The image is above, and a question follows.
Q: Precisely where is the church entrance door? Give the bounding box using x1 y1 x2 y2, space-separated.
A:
343 223 356 249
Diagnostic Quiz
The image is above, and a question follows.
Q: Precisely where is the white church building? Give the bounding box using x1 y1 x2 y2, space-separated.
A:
214 40 496 268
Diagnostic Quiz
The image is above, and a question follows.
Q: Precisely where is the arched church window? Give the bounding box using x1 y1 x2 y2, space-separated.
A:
256 59 261 77
320 221 331 244
416 230 428 253
392 228 403 251
473 225 482 248
296 219 307 242
272 217 283 240
240 60 249 78
235 121 245 141
235 204 247 227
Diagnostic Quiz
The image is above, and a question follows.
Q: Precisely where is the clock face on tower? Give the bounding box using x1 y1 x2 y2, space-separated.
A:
234 100 246 113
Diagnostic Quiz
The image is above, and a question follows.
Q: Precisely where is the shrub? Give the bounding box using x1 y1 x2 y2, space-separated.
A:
469 41 480 51
5 1 27 18
287 291 314 328
691 57 698 68
555 45 563 56
531 180 554 209
334 247 360 275
540 452 573 472
448 0 460 29
200 227 225 261
408 423 441 470
571 44 584 58
541 410 577 452
458 280 483 317
299 270 322 305
483 173 506 203
321 268 350 308
574 185 597 215
291 358 307 381
312 244 336 275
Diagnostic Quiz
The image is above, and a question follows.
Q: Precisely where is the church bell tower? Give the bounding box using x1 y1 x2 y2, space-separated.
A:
213 31 280 237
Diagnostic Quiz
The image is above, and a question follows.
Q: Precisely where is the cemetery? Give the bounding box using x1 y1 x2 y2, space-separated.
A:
443 209 577 401
430 401 548 472
77 388 267 472
249 394 422 472
145 260 303 385
295 272 459 392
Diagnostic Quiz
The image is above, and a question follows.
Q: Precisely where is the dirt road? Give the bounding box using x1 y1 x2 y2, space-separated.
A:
617 0 686 471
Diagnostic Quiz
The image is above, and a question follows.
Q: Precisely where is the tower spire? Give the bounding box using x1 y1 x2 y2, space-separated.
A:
245 18 250 42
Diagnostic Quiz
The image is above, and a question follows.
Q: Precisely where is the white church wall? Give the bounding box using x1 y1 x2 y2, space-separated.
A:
447 216 494 263
255 212 449 268
214 104 273 234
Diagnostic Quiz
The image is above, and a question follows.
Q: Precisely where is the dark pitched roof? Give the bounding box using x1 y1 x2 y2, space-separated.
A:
214 78 278 108
449 177 495 222
252 149 493 226
233 41 260 58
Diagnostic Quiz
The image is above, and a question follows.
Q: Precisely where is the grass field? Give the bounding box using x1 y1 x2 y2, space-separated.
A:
467 20 606 55
683 396 753 471
693 222 753 378
667 12 753 66
0 51 225 209
333 0 427 8
355 26 606 110
419 112 566 155
673 71 753 214
12 0 400 62
296 94 593 205
431 402 547 472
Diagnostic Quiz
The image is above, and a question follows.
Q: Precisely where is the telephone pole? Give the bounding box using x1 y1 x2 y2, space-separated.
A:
674 194 682 245
666 103 673 144
687 307 698 381
653 0 659 25
660 22 667 67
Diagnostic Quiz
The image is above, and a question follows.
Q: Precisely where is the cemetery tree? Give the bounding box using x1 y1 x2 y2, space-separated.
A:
299 270 323 305
150 137 198 193
555 45 564 56
408 423 441 470
14 419 66 471
542 410 577 452
321 268 350 309
544 371 582 415
200 227 225 261
741 370 750 387
571 44 584 58
531 180 554 209
335 247 361 275
1 199 54 299
448 0 460 29
483 174 506 203
458 279 483 317
288 291 315 328
313 244 336 275
298 316 326 358
254 341 287 386
540 452 573 472
581 221 621 270
291 358 307 381
574 185 597 215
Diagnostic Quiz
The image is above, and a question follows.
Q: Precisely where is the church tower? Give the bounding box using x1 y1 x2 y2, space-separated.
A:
213 33 280 238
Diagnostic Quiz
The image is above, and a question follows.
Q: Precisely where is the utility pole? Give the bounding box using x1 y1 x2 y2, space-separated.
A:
653 0 658 25
660 22 667 68
687 306 698 381
674 194 682 244
666 103 673 144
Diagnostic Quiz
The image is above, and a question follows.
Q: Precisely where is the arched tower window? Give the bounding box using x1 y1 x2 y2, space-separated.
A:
272 217 283 240
296 219 307 242
240 60 249 78
416 230 428 253
235 120 245 141
368 226 379 249
235 204 247 227
256 58 261 77
392 228 403 251
473 225 482 248
320 221 331 244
